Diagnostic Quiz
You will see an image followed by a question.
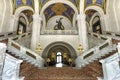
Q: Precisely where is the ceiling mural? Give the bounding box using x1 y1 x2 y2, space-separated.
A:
39 0 49 10
69 0 80 10
85 0 106 13
39 0 80 10
85 9 97 22
12 0 34 13
22 10 33 23
44 3 75 23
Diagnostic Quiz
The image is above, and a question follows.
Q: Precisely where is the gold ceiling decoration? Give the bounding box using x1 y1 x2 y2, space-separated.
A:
51 3 67 15
22 0 27 5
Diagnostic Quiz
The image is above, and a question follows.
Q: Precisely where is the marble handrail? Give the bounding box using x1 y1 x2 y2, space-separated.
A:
75 32 113 68
10 32 31 41
8 37 44 67
0 31 17 41
103 31 120 40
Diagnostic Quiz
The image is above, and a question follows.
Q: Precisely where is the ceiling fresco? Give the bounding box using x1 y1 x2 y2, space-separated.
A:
85 0 106 13
69 0 80 10
22 10 33 23
85 9 97 22
44 3 75 23
12 0 34 13
39 0 80 10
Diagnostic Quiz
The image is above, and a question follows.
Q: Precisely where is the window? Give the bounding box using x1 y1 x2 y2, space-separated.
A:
56 52 62 63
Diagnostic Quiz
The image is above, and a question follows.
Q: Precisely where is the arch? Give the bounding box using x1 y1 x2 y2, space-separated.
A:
40 0 78 27
13 6 34 32
40 0 78 16
17 13 29 34
42 42 77 59
14 6 34 17
19 13 29 25
89 12 102 33
85 6 106 32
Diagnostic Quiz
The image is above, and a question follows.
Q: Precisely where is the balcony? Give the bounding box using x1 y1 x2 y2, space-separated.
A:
40 30 78 35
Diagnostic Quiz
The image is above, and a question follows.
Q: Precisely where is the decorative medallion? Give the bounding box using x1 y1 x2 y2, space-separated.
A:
22 0 27 5
51 3 67 15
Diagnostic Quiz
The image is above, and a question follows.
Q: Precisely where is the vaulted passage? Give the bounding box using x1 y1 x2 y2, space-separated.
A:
42 42 77 67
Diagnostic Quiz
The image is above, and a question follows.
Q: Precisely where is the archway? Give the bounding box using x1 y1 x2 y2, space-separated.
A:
13 6 34 32
85 9 103 34
42 42 77 67
40 0 78 31
17 16 27 34
85 6 105 33
92 16 102 34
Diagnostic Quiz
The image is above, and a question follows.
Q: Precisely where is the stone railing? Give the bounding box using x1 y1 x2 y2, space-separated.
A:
2 54 24 80
0 43 7 80
0 31 17 41
103 31 120 40
10 32 31 48
41 30 78 35
98 43 120 80
8 32 44 68
75 32 116 68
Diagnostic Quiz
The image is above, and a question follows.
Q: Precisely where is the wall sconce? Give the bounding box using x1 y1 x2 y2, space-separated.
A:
35 42 42 53
77 44 84 55
63 53 68 59
51 52 56 60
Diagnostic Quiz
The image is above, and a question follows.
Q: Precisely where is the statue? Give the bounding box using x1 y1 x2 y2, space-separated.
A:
54 18 64 30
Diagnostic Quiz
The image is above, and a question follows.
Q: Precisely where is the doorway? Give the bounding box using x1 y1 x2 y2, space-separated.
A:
42 42 77 67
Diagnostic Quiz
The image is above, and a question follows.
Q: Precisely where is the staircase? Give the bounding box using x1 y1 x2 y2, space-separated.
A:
19 46 117 80
7 46 44 68
20 61 101 80
75 32 117 68
75 44 116 68
7 32 45 68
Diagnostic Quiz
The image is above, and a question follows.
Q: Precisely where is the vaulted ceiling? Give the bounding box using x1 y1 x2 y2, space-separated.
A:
44 3 75 23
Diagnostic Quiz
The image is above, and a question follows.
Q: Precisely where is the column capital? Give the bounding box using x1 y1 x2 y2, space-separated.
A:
76 14 86 20
33 14 42 21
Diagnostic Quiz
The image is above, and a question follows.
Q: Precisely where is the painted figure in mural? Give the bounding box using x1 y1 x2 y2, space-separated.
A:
56 17 64 30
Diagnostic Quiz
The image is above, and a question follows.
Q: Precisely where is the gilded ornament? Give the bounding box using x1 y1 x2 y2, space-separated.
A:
22 0 27 5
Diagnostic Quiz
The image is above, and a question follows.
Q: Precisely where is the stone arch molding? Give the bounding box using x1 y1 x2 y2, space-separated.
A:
85 6 106 32
40 0 79 27
89 12 101 32
13 6 34 31
42 42 77 59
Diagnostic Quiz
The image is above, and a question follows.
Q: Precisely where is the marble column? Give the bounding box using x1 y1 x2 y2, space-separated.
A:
30 14 42 50
77 14 89 51
77 15 82 44
0 43 7 80
2 54 24 80
30 0 42 50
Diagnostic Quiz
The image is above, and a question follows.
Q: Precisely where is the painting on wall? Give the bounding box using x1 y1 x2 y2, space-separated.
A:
85 0 106 13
